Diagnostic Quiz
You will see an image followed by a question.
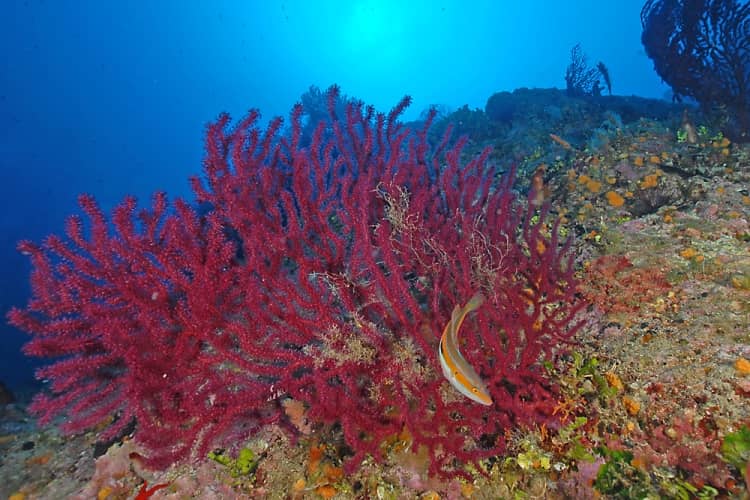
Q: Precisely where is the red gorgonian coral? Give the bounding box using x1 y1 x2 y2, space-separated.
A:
8 86 585 476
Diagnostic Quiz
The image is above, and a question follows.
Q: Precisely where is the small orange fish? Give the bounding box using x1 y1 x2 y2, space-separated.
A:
438 293 492 405
681 109 698 144
531 164 547 207
549 133 573 151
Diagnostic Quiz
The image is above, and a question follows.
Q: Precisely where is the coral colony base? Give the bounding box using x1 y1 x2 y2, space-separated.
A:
7 86 584 478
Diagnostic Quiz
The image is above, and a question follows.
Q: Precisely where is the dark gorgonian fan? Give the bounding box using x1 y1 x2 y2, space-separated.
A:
641 0 750 140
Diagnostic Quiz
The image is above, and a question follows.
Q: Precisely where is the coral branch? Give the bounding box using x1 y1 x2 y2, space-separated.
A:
8 86 585 476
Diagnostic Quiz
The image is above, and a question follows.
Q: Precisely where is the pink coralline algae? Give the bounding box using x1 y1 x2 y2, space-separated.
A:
7 86 585 476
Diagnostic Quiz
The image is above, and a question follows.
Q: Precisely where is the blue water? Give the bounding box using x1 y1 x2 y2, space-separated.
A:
0 0 665 392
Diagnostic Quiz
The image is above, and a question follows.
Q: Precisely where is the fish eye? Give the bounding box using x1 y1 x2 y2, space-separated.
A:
472 388 478 393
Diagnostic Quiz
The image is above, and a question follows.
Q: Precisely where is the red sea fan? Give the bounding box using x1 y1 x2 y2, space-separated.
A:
9 85 585 476
7 194 285 468
194 85 586 476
